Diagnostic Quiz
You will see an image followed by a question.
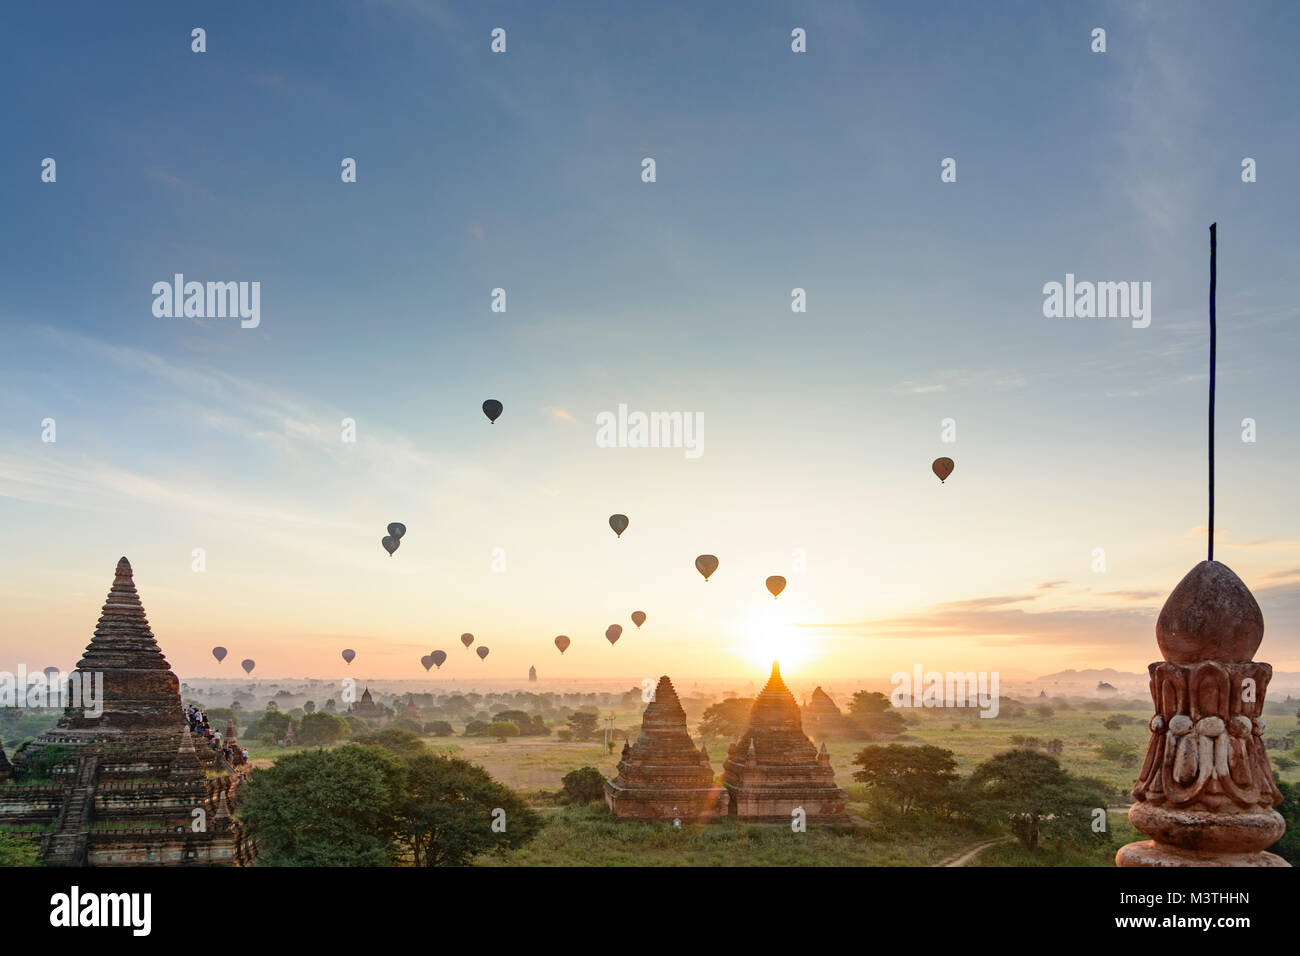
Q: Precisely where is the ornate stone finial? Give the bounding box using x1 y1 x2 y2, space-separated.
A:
1156 560 1263 664
1117 560 1287 867
115 557 133 580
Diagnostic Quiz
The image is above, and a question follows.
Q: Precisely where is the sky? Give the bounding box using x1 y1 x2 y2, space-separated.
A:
2 0 1299 685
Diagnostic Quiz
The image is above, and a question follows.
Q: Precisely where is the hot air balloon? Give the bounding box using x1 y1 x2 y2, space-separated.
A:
765 575 787 599
695 554 719 581
382 535 400 556
631 611 646 629
605 624 622 646
212 646 227 663
241 659 255 674
609 514 629 538
341 649 356 664
932 457 954 483
420 654 434 671
476 646 490 660
460 633 474 648
431 650 447 669
387 522 406 540
482 399 503 424
554 635 571 654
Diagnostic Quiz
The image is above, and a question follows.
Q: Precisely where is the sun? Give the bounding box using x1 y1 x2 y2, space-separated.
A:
733 606 811 674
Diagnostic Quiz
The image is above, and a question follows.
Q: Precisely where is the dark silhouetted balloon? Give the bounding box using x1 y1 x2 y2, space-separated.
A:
432 649 447 669
460 633 474 648
631 611 646 629
554 635 570 654
766 575 787 599
932 457 955 483
476 646 489 660
609 514 629 538
387 522 406 540
382 535 399 556
483 400 503 424
420 654 434 671
695 554 719 581
212 646 227 663
341 649 356 664
241 659 255 674
605 624 622 646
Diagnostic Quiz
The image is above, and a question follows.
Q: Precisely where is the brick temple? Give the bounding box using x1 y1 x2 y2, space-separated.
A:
723 662 848 822
801 686 864 739
605 675 728 821
0 557 252 865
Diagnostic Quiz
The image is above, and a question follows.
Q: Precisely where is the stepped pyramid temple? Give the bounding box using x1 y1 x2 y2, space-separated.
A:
348 687 387 725
723 663 848 822
0 558 252 865
605 676 728 820
1117 561 1289 866
801 686 864 739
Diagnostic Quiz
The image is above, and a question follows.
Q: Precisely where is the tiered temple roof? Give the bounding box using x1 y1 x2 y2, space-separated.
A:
723 662 848 822
1 558 252 865
605 675 727 820
801 686 864 739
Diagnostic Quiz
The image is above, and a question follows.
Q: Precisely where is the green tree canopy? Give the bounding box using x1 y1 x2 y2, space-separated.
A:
851 744 958 813
561 766 607 804
697 698 753 739
566 711 599 741
394 753 541 866
239 744 405 866
968 750 1111 851
299 711 350 747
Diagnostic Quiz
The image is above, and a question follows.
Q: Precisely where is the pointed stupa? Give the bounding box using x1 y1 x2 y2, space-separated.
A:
723 661 848 822
605 675 728 821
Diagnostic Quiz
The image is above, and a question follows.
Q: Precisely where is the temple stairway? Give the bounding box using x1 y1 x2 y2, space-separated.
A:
43 754 99 865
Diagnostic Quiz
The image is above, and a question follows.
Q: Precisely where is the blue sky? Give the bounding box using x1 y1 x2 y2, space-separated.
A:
2 1 1299 682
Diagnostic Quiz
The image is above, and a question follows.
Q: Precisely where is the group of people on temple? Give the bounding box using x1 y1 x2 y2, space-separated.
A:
185 704 247 768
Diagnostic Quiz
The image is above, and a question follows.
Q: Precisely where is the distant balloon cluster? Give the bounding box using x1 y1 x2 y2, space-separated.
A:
382 522 406 556
343 418 958 679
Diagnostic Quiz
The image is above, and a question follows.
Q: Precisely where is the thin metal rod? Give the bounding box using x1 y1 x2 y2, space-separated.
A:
1209 223 1217 563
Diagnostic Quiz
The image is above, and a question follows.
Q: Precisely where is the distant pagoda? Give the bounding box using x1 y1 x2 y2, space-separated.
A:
802 686 864 739
2 557 251 865
723 662 848 822
348 686 387 725
605 675 728 821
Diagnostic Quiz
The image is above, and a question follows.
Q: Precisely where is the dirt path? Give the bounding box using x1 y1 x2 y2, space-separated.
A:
932 836 1015 867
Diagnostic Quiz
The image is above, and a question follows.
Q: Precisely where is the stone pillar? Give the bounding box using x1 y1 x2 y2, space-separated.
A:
1117 561 1289 867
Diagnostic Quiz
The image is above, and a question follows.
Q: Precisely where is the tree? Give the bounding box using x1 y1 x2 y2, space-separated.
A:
238 745 405 865
848 691 892 717
394 753 541 866
1269 774 1299 865
299 711 349 747
304 700 316 713
424 720 454 737
968 750 1110 851
1095 739 1138 766
698 698 753 739
486 720 520 742
1102 716 1124 731
493 710 549 735
353 728 427 761
566 712 599 742
851 744 958 814
561 766 607 804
